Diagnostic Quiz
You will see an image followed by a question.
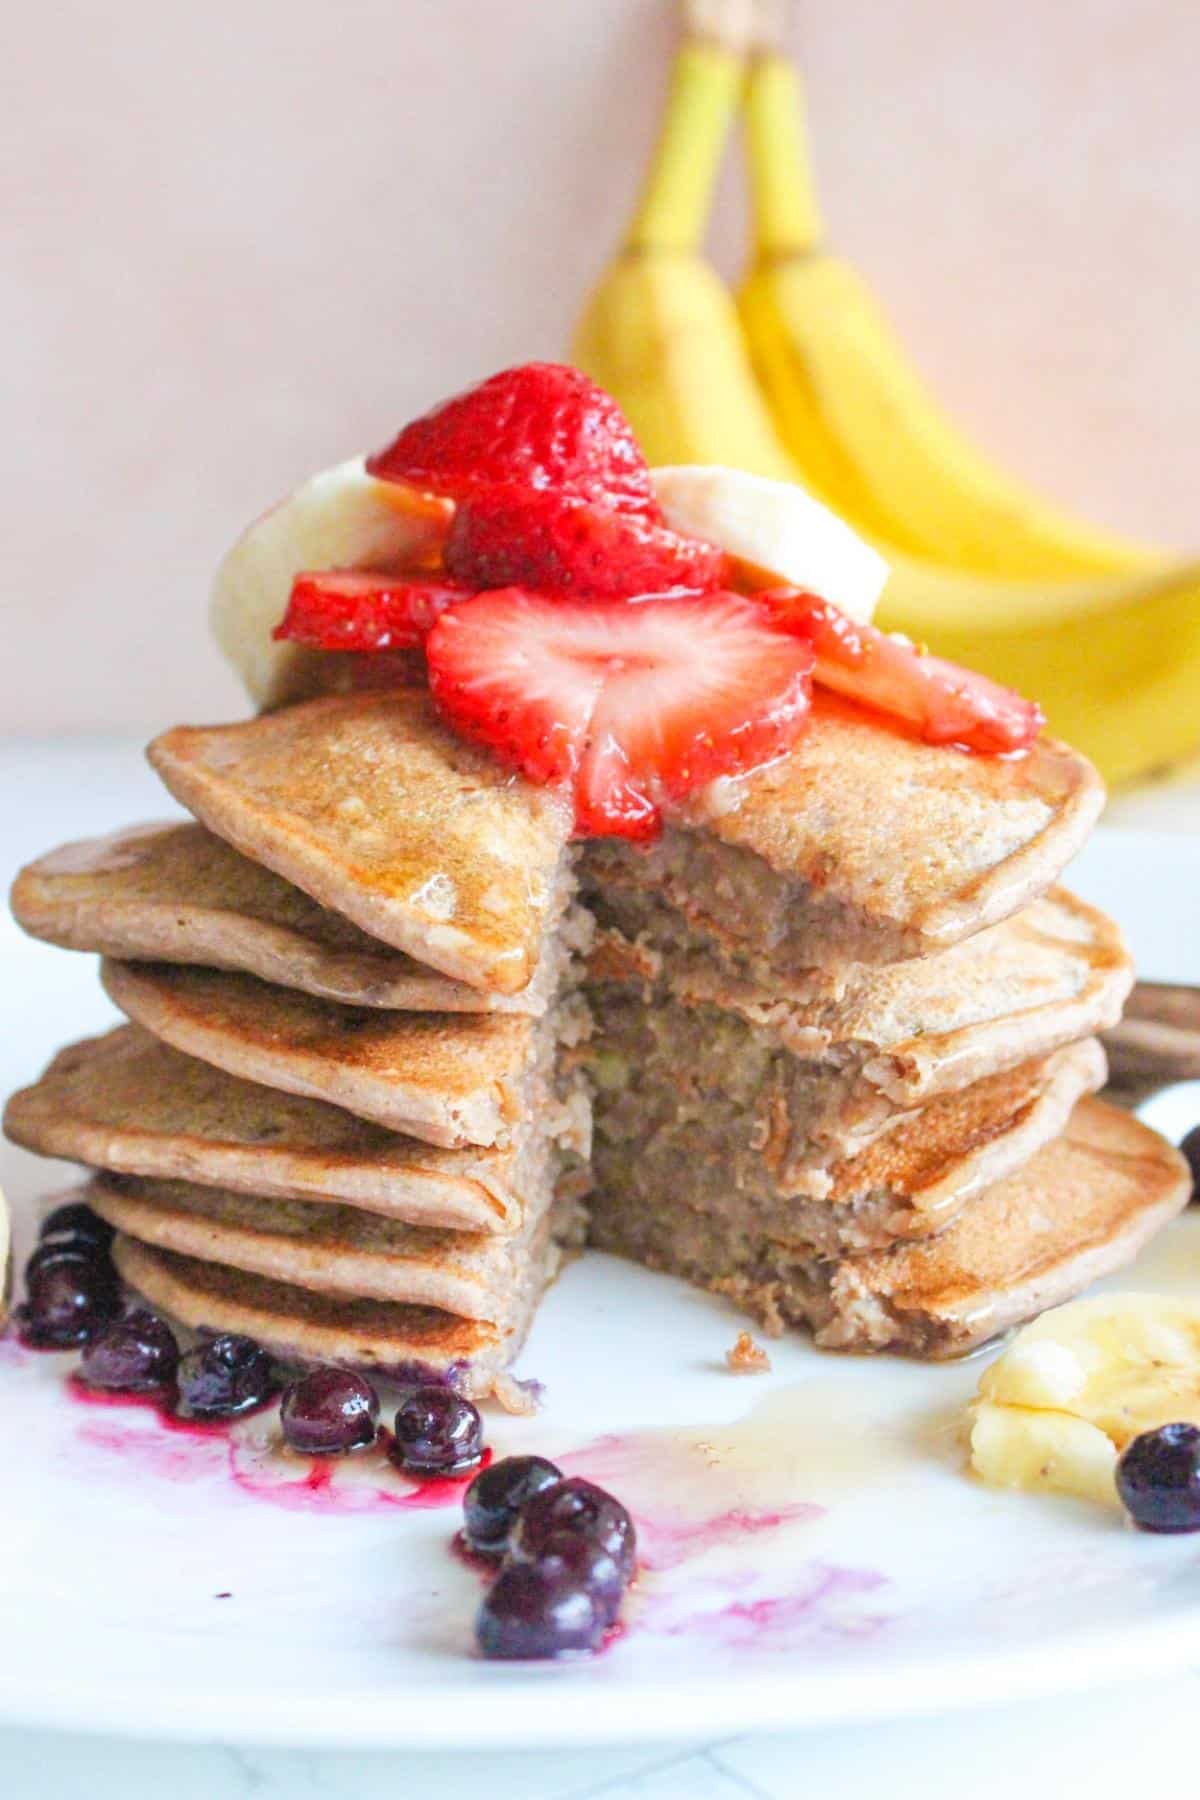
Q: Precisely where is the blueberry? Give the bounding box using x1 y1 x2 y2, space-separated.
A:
1116 1423 1200 1533
176 1334 277 1420
280 1368 379 1455
80 1307 178 1392
392 1387 483 1476
1181 1126 1200 1202
509 1477 637 1580
38 1201 115 1252
475 1560 606 1660
21 1245 121 1348
462 1455 562 1556
528 1528 629 1624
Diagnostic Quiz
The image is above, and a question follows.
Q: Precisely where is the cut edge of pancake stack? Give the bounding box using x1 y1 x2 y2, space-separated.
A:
5 688 1191 1394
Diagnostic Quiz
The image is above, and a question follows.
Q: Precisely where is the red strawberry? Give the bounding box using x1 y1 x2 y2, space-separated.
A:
757 589 1044 754
426 590 815 841
274 571 471 653
444 486 728 600
366 363 657 516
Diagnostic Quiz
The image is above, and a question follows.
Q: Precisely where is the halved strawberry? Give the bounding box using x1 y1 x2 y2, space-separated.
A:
366 363 658 516
426 589 815 841
274 571 471 653
757 589 1044 754
444 486 729 600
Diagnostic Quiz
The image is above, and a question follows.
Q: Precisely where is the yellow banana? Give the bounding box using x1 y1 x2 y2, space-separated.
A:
568 0 1200 786
875 553 1200 785
737 42 1163 578
571 3 795 477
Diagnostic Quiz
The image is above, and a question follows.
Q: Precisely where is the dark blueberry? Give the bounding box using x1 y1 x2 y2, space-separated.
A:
176 1333 278 1420
1116 1423 1200 1533
528 1528 629 1624
80 1308 179 1393
280 1368 379 1456
21 1246 120 1348
392 1387 483 1475
475 1560 606 1660
509 1477 637 1580
462 1455 562 1556
38 1201 115 1252
24 1236 110 1284
1181 1126 1200 1202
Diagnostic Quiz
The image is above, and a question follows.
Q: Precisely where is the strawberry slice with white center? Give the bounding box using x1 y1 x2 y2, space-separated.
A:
274 570 471 653
425 590 816 840
757 589 1044 754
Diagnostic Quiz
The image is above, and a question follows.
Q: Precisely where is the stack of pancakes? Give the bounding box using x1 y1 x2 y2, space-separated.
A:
5 688 1190 1389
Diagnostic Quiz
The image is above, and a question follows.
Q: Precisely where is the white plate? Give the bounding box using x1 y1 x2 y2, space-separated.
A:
2 761 1200 1750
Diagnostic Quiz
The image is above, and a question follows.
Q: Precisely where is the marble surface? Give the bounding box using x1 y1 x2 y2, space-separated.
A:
3 736 1199 1797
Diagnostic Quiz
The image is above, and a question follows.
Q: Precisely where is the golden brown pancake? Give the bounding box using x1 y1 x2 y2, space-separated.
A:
590 1098 1191 1358
4 1027 521 1232
88 1169 578 1324
585 889 1130 1191
147 692 575 996
113 1236 550 1400
590 693 1104 976
100 960 547 1149
10 822 561 1014
591 1039 1106 1260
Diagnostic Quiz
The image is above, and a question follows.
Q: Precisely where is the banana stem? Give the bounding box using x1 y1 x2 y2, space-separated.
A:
625 23 743 255
743 49 824 257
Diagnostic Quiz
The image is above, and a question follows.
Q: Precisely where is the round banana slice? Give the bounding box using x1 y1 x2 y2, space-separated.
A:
971 1292 1200 1507
652 464 888 624
211 457 450 711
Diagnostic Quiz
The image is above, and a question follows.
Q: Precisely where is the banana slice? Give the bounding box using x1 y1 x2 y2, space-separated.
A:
970 1293 1200 1507
211 457 450 710
652 465 888 624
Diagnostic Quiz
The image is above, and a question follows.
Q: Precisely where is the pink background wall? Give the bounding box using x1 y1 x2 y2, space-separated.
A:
5 0 1196 732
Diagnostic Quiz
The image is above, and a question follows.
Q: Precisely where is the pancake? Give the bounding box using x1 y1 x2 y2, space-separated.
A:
587 692 1103 978
88 1167 580 1323
10 822 565 1014
99 960 572 1150
589 1098 1191 1358
4 1027 522 1232
147 692 575 996
113 1236 553 1400
584 889 1131 1189
591 1039 1106 1259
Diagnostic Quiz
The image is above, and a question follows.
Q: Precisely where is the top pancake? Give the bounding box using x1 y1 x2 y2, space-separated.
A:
147 692 575 996
10 821 557 1014
592 694 1104 972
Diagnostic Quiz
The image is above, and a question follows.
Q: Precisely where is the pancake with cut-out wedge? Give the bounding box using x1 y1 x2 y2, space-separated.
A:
592 1038 1106 1260
584 887 1131 1191
100 961 576 1150
112 1236 551 1400
590 1098 1191 1359
90 1161 582 1323
9 822 566 1014
147 692 575 996
586 693 1104 981
4 1026 523 1233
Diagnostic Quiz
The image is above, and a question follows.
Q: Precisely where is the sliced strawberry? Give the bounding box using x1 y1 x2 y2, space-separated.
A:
274 571 471 653
366 363 658 516
426 590 815 841
757 589 1044 754
443 486 728 601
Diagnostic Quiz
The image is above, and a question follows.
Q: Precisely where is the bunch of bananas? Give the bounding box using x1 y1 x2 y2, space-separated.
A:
571 0 1200 786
